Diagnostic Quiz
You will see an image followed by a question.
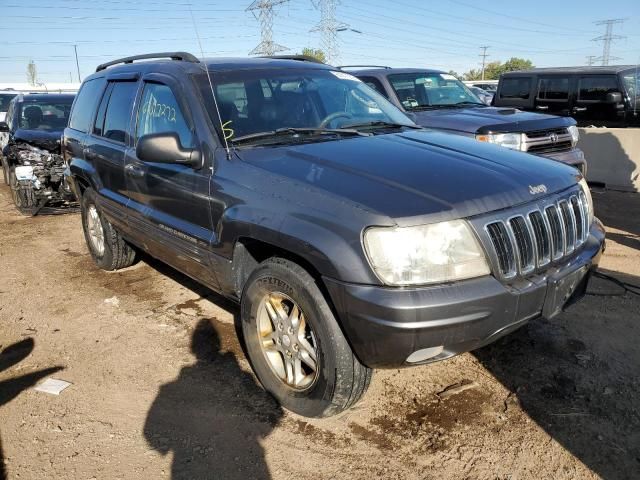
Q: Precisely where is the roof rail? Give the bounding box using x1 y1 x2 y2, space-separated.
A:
96 52 200 72
337 65 391 70
260 55 325 64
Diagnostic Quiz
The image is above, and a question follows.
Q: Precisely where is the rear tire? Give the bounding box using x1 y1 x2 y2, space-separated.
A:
241 257 372 418
9 167 37 216
81 187 136 270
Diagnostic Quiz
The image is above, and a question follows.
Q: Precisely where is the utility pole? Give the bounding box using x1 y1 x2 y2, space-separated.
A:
586 55 598 66
592 18 626 66
247 0 289 56
311 0 354 65
479 46 490 80
73 44 81 82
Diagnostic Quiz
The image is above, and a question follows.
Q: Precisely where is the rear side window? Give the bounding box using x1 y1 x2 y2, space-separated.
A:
537 77 569 100
136 83 193 148
500 77 532 99
69 78 105 132
94 81 138 143
578 75 619 101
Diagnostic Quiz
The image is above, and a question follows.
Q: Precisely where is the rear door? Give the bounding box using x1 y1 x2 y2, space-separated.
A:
124 74 216 287
535 75 572 115
86 77 139 230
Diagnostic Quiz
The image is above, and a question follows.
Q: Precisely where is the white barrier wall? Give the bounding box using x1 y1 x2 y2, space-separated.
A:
578 128 640 192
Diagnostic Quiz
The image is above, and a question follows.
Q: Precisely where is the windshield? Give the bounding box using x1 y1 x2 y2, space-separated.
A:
388 72 484 110
17 99 73 131
196 69 414 143
0 94 17 113
622 70 640 101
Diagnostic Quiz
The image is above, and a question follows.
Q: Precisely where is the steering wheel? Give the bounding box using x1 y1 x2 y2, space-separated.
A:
319 111 353 128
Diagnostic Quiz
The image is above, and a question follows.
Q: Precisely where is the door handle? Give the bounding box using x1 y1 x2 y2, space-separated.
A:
573 107 587 113
535 105 549 110
83 147 97 160
125 163 146 178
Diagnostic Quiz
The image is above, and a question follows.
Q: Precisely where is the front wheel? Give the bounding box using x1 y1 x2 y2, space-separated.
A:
9 167 37 215
241 257 372 417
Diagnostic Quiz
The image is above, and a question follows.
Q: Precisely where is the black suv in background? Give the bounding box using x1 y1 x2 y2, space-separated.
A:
494 66 640 127
64 53 604 418
0 93 76 214
347 67 587 174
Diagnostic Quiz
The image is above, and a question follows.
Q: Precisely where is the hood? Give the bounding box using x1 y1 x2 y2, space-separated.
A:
236 130 580 226
412 106 575 135
13 129 63 152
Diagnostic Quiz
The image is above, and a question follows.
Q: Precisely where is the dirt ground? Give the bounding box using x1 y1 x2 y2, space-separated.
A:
0 183 638 480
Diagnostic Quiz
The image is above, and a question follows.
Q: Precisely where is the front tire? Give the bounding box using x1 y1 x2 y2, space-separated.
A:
241 257 372 417
81 187 136 270
9 167 37 215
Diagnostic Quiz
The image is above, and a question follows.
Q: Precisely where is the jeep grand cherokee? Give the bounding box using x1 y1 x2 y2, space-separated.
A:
63 53 605 418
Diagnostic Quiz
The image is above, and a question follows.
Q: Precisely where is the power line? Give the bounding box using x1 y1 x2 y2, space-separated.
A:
479 45 490 80
592 18 627 66
73 45 81 82
247 0 289 56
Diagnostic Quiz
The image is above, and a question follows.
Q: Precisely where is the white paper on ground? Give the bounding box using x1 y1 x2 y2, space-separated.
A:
34 378 72 395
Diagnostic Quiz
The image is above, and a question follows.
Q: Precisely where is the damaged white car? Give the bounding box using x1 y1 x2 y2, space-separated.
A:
0 93 76 215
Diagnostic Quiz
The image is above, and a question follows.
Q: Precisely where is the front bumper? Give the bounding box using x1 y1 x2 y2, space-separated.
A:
324 221 605 368
540 148 587 176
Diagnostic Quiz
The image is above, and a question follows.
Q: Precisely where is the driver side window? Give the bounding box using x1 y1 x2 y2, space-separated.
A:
137 83 193 148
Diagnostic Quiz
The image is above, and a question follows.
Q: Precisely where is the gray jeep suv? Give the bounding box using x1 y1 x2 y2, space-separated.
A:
64 53 604 418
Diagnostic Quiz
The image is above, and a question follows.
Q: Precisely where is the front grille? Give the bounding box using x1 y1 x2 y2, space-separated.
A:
525 127 567 139
526 140 573 154
484 190 590 279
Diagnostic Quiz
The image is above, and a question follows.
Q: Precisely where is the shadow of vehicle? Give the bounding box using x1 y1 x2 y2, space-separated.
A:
592 190 640 249
580 129 638 193
473 270 640 479
0 338 64 480
144 318 283 480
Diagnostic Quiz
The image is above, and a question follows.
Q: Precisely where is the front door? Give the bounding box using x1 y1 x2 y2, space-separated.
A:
124 78 217 288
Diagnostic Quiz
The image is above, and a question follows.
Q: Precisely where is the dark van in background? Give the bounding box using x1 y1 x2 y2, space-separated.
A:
494 66 640 127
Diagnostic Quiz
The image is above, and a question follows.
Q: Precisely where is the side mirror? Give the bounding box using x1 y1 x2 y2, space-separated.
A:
136 132 200 168
0 121 9 133
606 92 623 104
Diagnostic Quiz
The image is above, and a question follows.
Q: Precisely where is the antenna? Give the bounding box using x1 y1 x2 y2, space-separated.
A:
311 0 351 65
247 0 289 56
479 46 490 80
592 18 627 66
188 6 231 159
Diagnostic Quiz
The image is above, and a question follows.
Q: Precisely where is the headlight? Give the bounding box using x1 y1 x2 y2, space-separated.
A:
567 125 580 146
363 220 490 286
475 132 525 151
578 178 594 225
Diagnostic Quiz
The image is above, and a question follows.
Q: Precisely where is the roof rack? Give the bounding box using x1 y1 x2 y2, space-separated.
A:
260 55 325 64
337 65 391 70
96 52 200 72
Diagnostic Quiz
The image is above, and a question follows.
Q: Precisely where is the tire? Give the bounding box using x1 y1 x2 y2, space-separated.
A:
9 167 38 216
81 187 136 271
241 257 372 418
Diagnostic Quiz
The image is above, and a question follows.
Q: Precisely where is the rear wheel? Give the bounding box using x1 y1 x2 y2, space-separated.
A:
9 167 37 216
81 187 136 270
241 257 372 417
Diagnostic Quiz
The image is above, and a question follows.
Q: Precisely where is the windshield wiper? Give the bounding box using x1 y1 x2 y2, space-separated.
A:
341 121 422 130
452 101 488 107
231 127 369 145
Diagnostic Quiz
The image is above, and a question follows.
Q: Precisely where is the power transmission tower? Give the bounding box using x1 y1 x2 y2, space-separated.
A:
479 46 490 80
247 0 289 56
311 0 349 64
592 18 626 66
586 55 598 66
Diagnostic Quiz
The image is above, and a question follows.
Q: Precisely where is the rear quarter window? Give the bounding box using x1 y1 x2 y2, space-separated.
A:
537 77 570 100
69 78 106 132
499 77 532 99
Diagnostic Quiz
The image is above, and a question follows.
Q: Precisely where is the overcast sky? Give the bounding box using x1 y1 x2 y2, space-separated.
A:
1 0 639 83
